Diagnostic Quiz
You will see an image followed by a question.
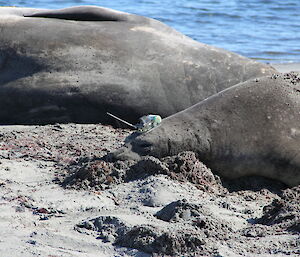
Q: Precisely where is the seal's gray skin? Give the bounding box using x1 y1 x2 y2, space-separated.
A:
124 74 300 186
0 6 275 124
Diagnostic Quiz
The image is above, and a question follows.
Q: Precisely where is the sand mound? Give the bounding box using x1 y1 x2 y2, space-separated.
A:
258 185 300 232
62 151 226 195
75 198 235 256
154 199 234 240
116 225 205 256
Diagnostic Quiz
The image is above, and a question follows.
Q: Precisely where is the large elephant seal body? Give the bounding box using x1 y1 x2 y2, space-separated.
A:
125 73 300 186
0 6 275 124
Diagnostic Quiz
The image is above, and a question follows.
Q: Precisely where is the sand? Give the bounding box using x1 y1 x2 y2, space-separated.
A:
0 63 299 256
271 63 300 73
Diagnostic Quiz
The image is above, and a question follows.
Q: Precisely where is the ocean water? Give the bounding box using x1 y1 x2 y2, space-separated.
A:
1 0 300 63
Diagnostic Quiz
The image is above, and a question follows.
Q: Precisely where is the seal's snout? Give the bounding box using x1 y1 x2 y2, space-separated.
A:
131 139 154 156
111 145 141 161
111 137 156 161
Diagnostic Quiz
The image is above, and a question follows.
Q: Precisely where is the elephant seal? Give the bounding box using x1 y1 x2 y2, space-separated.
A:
0 6 275 125
120 73 300 186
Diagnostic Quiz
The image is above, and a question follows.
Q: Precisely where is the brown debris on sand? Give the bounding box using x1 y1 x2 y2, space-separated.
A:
62 151 226 195
0 124 130 164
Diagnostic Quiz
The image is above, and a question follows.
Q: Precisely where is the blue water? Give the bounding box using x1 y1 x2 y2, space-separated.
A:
1 0 300 63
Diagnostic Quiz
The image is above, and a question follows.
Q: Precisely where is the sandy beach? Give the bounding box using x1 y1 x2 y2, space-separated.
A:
271 63 300 73
0 63 299 257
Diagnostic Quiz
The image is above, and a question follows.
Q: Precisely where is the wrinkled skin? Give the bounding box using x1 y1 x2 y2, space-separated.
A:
0 6 275 124
118 74 300 186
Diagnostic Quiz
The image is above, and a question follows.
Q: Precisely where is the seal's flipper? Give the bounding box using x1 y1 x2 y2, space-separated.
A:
24 6 129 22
